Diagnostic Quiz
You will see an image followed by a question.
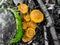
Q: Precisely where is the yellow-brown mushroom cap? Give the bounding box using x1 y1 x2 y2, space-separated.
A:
30 10 44 23
22 35 31 43
23 14 30 22
27 21 37 29
25 28 36 38
22 21 27 30
18 4 28 14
